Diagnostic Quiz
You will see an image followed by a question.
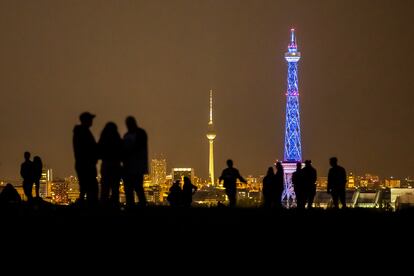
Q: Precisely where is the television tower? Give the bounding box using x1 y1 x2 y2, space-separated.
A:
282 28 302 206
206 90 216 185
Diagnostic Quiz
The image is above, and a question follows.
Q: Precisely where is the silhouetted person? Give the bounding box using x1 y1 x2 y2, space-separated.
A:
182 176 198 207
274 162 284 209
219 159 247 207
73 112 99 204
302 160 317 209
20 151 34 201
262 167 275 208
292 162 305 209
98 122 122 206
0 183 21 205
327 157 347 209
167 180 182 207
123 116 148 207
33 156 43 198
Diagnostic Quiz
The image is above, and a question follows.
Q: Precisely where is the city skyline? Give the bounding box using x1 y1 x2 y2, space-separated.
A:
1 1 414 180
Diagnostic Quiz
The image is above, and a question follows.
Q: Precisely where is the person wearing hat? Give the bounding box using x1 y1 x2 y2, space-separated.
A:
302 159 317 209
73 112 99 204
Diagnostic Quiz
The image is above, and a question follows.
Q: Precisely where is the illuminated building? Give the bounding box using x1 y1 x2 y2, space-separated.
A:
206 90 216 185
357 174 380 189
143 174 161 204
391 188 414 209
65 176 79 203
145 184 162 204
40 168 53 198
119 180 126 204
281 29 302 206
172 168 194 186
350 190 377 208
384 177 401 188
404 177 414 188
50 179 69 204
150 157 167 203
316 176 328 190
348 172 355 189
193 176 203 187
151 157 167 186
165 174 172 186
246 175 261 191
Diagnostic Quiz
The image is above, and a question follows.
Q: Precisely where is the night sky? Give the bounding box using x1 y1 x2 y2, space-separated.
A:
1 0 413 180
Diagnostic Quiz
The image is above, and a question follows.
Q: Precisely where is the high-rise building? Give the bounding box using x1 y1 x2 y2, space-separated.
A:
206 90 216 185
40 168 53 199
143 174 162 204
281 29 302 206
172 168 194 185
65 176 79 203
348 172 355 189
50 178 69 204
151 157 167 186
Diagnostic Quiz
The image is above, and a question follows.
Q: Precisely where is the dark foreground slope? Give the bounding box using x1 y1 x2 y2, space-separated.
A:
1 203 412 242
0 203 413 271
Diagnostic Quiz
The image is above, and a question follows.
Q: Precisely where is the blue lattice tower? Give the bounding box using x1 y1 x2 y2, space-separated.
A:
282 29 302 207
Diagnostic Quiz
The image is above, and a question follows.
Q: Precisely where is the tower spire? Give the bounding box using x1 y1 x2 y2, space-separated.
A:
209 89 213 125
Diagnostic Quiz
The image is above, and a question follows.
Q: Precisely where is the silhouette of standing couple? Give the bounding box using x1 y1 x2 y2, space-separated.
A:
20 151 43 201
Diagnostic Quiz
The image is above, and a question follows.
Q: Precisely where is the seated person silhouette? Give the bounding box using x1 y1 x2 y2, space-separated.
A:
167 180 182 207
0 183 22 205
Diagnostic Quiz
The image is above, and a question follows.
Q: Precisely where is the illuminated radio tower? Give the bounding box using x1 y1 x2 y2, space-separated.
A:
206 90 216 185
282 28 302 206
284 28 302 162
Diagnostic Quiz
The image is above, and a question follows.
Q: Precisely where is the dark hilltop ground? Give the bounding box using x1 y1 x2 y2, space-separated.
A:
0 201 412 271
1 202 412 241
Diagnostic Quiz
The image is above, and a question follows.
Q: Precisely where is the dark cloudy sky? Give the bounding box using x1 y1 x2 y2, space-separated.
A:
1 0 413 180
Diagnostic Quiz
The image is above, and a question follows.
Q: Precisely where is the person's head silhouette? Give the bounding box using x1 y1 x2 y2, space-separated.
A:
126 116 138 132
33 156 42 163
266 167 274 176
296 162 301 170
226 159 233 168
24 151 31 161
329 157 338 167
101 122 119 139
305 160 312 167
276 161 283 171
79 112 95 128
184 176 191 185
